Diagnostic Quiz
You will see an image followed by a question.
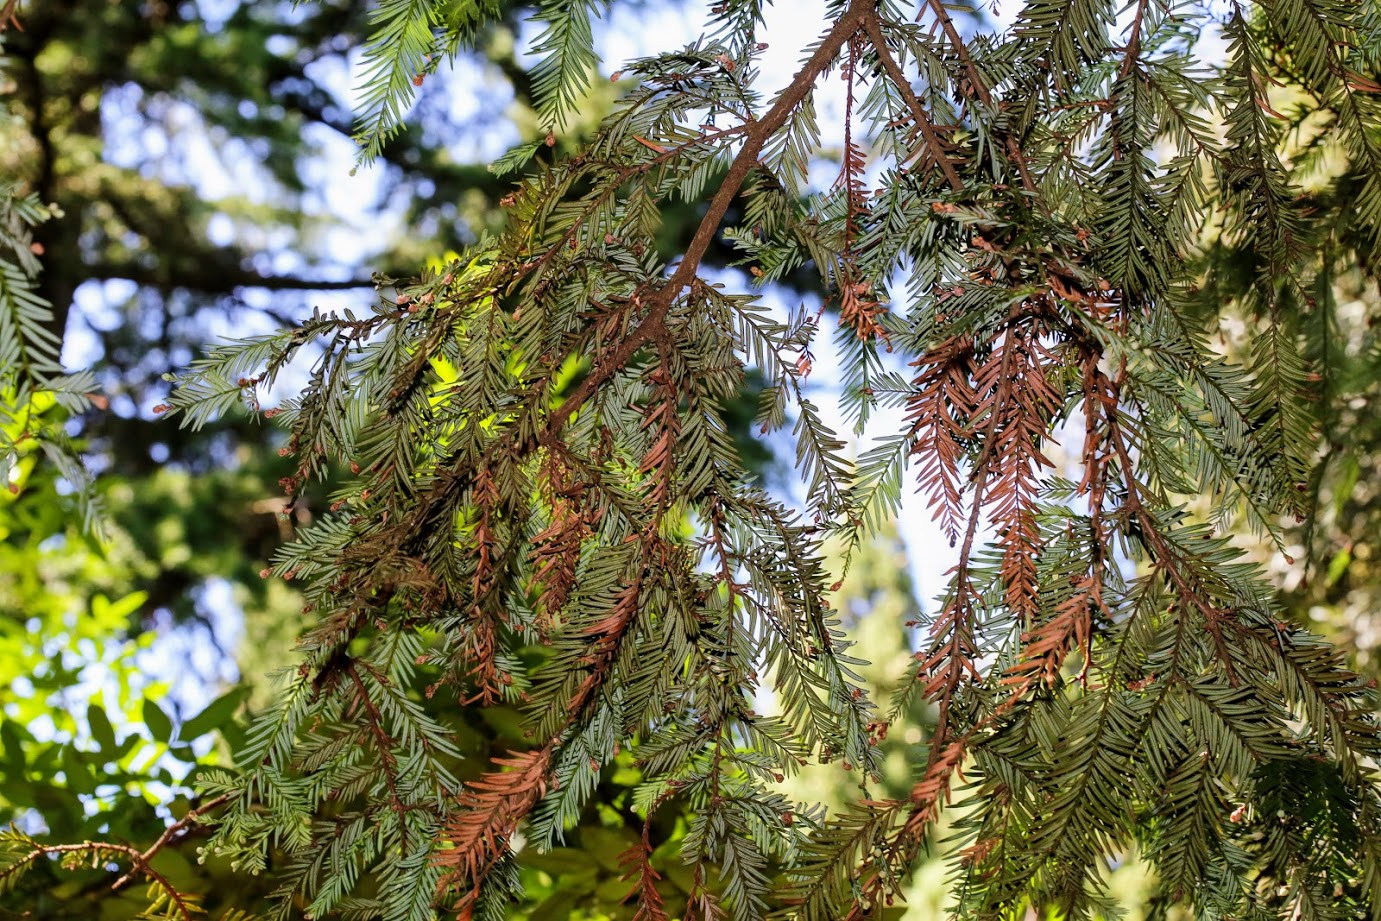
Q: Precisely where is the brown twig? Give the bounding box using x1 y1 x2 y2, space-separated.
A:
0 0 21 31
541 0 876 439
343 661 411 851
9 810 229 921
861 13 965 192
1119 0 1150 79
1103 384 1241 683
110 791 234 891
921 0 1040 196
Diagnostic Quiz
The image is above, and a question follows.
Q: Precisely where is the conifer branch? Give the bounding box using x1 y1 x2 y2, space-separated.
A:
860 13 963 192
543 0 876 440
108 793 234 892
156 0 1381 916
919 0 1037 193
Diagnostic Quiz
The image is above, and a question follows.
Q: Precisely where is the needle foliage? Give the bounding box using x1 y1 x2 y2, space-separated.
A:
45 0 1381 918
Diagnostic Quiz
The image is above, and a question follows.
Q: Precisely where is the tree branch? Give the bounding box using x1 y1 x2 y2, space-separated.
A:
862 13 964 192
543 0 878 439
920 0 1039 195
110 791 234 891
85 263 378 294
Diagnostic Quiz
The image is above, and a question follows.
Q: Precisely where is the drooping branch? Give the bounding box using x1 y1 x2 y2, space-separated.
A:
918 0 1038 194
542 0 878 441
860 13 964 192
2 793 232 920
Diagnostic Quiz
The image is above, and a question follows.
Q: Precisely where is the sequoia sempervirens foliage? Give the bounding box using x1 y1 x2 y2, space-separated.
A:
168 0 1381 918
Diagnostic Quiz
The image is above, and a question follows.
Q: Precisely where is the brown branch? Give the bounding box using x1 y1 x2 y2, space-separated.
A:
868 308 1063 913
305 584 398 699
512 122 753 288
1103 388 1241 683
11 834 213 921
843 694 1029 919
542 0 877 440
861 14 964 192
922 0 991 105
442 536 661 909
620 816 672 921
344 661 410 850
928 320 1021 732
965 303 1029 479
1119 0 1150 79
0 0 21 31
919 0 1039 196
1003 340 1116 692
447 379 687 904
109 791 234 891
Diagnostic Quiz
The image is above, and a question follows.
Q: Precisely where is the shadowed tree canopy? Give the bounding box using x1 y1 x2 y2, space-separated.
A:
3 0 523 336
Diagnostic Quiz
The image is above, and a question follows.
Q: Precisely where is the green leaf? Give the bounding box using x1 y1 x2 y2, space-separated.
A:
0 721 25 769
1326 546 1352 587
90 592 148 630
143 698 174 744
489 140 543 176
180 687 248 741
59 746 95 795
167 745 201 763
529 889 583 921
86 703 117 752
580 827 636 872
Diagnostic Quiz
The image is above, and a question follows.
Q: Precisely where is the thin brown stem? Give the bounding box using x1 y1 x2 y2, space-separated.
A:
861 14 965 191
1119 0 1150 79
344 661 411 850
543 0 876 438
12 837 209 921
109 792 233 891
920 0 1039 196
922 0 992 106
1104 399 1240 682
512 122 753 288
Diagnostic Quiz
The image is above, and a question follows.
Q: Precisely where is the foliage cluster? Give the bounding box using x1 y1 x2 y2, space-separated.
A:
6 0 1381 920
